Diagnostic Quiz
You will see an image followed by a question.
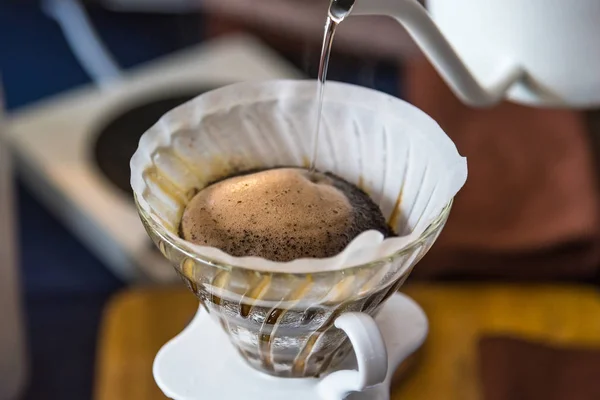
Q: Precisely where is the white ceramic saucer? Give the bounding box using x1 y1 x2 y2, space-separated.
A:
154 293 428 400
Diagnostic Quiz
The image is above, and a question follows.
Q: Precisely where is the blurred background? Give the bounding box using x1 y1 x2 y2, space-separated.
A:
2 0 600 399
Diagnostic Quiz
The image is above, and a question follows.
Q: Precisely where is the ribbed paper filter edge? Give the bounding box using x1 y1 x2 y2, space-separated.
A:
130 80 467 274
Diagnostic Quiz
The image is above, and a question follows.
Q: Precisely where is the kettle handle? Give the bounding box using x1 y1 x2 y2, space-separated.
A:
352 0 524 107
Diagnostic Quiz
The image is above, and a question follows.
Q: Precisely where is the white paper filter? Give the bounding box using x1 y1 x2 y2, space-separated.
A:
130 80 467 273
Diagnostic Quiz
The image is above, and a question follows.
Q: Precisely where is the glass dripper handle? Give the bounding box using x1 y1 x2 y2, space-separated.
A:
317 312 389 400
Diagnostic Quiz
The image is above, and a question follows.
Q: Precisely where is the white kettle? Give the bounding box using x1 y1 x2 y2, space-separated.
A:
349 0 600 108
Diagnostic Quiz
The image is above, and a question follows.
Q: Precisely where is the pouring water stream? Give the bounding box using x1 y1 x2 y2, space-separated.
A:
310 0 357 172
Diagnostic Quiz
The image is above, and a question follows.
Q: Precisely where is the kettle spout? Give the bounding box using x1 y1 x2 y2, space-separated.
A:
349 0 524 107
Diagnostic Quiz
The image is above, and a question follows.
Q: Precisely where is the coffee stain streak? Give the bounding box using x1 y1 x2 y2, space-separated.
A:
239 274 273 370
388 141 411 230
241 274 272 317
302 155 311 169
378 126 389 205
292 304 346 376
165 148 208 193
258 310 282 372
181 257 199 293
388 189 403 232
208 270 252 360
316 280 399 375
239 272 263 318
324 274 357 305
210 270 231 307
144 166 187 205
152 149 200 195
292 273 357 376
295 269 412 377
354 268 377 294
356 266 387 299
298 276 407 376
157 239 167 257
353 119 366 193
259 275 315 372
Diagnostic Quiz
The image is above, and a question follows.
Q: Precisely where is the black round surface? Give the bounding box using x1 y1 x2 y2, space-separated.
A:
93 90 213 197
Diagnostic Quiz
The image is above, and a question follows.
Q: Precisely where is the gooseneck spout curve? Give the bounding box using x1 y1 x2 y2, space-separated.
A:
350 0 524 107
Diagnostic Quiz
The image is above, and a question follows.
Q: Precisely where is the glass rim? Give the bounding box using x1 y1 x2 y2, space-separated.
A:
135 193 452 277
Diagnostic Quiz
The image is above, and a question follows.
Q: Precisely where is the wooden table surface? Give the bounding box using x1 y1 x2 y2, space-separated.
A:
94 284 600 400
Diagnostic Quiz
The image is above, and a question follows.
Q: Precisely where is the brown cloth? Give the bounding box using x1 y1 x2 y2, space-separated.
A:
479 337 600 400
405 58 600 280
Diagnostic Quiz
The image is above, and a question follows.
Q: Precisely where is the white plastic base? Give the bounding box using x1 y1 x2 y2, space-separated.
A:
154 293 428 400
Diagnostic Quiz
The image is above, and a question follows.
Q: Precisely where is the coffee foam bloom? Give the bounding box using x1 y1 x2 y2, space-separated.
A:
130 80 467 274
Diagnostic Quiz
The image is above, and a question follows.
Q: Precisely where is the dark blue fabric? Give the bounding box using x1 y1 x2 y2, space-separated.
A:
1 2 204 110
